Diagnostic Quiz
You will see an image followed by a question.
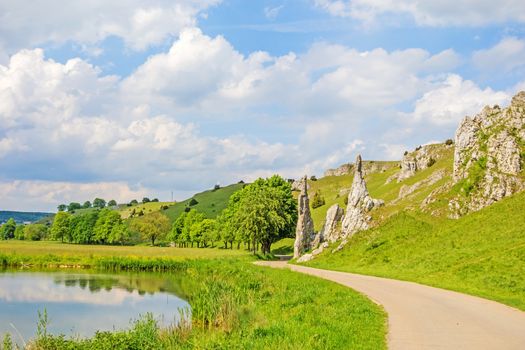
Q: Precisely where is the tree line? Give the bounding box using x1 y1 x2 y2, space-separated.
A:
58 197 160 212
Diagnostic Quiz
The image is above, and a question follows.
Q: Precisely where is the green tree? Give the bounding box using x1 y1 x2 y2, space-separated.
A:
182 209 205 247
67 202 82 212
168 212 187 246
131 212 170 246
93 209 122 244
108 199 117 207
1 218 17 240
14 224 25 240
71 211 99 243
50 212 71 242
83 200 92 208
142 197 151 204
57 204 67 212
23 224 47 241
311 191 325 209
130 199 139 205
225 175 296 254
93 198 106 208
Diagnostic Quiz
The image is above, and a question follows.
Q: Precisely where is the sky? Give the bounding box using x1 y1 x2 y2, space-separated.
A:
1 0 525 212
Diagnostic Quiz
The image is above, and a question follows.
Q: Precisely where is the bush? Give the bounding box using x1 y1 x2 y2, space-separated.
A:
415 145 422 151
311 191 325 209
426 158 436 167
189 198 198 206
445 139 454 145
310 175 317 181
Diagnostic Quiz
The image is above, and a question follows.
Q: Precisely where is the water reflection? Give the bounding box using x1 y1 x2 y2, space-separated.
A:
0 270 190 341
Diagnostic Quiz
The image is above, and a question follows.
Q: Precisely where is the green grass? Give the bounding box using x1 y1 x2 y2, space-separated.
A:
118 202 176 219
163 183 245 222
270 238 294 255
0 251 386 349
0 241 248 266
303 191 525 310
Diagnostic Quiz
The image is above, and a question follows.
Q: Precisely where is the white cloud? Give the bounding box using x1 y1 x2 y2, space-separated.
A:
0 29 504 211
0 180 148 212
409 74 509 126
314 0 525 26
473 37 525 74
0 1 221 53
264 5 284 20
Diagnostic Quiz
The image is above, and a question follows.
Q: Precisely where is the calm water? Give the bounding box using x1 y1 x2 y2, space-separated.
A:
0 269 189 342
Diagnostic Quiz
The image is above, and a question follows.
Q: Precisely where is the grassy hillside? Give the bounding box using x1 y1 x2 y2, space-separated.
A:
118 201 176 219
163 183 245 222
303 191 525 310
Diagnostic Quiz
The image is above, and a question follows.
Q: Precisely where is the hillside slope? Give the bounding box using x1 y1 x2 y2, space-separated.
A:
303 191 525 310
163 183 245 222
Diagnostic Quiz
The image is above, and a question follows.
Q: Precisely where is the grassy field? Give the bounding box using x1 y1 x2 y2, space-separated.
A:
0 240 248 265
0 246 386 349
303 191 525 310
163 183 245 222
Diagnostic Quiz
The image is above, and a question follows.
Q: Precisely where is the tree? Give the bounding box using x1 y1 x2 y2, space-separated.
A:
93 198 106 208
67 202 82 212
71 211 99 243
14 224 25 240
311 191 325 209
168 212 187 246
24 224 47 241
108 199 117 207
83 201 92 209
130 199 139 205
1 218 17 240
50 212 71 242
57 204 67 212
188 198 198 206
151 198 159 202
182 209 205 247
142 197 150 204
131 212 170 246
226 175 297 254
93 209 122 244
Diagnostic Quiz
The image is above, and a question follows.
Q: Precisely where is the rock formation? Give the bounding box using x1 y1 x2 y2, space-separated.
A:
341 155 384 240
293 175 315 259
389 143 452 183
320 204 344 243
324 161 394 177
450 91 525 216
291 177 310 192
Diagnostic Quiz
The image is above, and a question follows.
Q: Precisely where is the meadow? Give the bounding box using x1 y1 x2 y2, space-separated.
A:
303 191 525 311
0 246 386 349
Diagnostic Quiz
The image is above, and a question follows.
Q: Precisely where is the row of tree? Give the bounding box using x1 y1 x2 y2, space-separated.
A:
58 197 161 212
168 175 297 254
0 218 48 241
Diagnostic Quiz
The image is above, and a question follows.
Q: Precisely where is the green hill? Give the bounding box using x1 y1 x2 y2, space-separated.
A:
163 183 245 222
303 190 525 310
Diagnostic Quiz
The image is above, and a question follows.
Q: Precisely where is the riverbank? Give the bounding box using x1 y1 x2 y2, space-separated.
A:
0 244 386 349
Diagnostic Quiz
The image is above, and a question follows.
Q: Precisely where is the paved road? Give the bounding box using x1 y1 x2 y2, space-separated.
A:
256 261 525 350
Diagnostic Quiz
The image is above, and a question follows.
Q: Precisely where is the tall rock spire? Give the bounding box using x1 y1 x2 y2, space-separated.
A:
341 155 384 239
293 175 315 259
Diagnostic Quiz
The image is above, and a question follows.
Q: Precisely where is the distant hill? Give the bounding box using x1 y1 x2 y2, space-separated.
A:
163 183 245 222
0 211 53 225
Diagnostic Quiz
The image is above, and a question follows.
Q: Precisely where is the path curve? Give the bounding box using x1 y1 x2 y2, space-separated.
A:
256 261 525 350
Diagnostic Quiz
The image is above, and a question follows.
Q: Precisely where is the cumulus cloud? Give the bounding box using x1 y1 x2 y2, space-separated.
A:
0 28 507 210
409 74 510 126
473 37 525 74
0 0 220 53
314 0 525 26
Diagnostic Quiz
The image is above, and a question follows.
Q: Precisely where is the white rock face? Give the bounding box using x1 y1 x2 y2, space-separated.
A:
451 91 525 216
395 144 450 183
293 175 315 259
321 204 344 243
341 155 384 239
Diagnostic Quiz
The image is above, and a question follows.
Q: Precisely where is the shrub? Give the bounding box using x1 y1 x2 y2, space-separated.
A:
310 175 317 181
445 139 454 145
189 198 198 206
311 191 325 209
426 158 436 167
415 145 422 151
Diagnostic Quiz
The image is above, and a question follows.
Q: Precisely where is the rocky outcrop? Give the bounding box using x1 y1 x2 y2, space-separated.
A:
320 204 344 243
396 169 445 202
392 144 451 183
341 155 384 241
324 161 394 177
291 177 310 192
293 175 315 259
450 91 525 217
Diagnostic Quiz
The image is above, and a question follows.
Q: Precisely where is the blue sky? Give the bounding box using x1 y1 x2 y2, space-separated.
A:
0 0 524 211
